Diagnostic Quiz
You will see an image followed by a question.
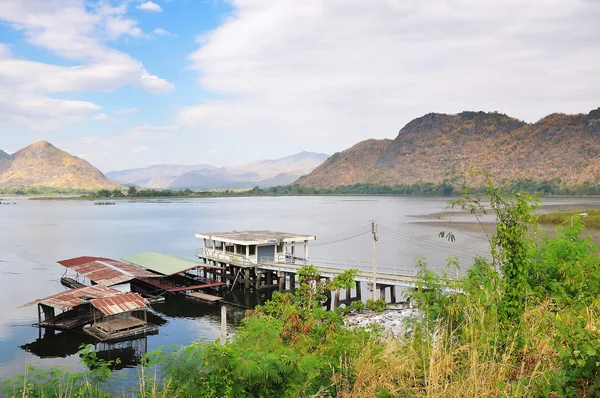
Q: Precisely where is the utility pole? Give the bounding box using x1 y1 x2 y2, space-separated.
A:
371 221 378 301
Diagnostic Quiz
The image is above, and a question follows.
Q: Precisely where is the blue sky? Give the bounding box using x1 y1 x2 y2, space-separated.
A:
0 0 599 172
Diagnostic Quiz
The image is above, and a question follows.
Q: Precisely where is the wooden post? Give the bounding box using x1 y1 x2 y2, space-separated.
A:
278 272 285 292
390 286 397 304
220 305 226 345
37 304 42 325
334 288 340 309
244 269 251 288
266 271 273 286
346 286 351 302
289 273 295 291
355 281 362 301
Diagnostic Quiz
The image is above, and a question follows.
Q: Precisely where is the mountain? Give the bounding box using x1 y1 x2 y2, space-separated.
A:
297 109 600 188
106 164 217 188
168 151 329 190
0 141 122 190
108 151 329 190
0 149 8 160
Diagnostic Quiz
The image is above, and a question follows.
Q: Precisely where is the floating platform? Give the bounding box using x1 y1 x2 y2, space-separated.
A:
185 292 223 304
38 308 94 330
60 277 85 289
84 317 158 342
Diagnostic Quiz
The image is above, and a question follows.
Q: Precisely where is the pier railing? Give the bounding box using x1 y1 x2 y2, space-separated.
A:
258 255 419 278
198 248 256 267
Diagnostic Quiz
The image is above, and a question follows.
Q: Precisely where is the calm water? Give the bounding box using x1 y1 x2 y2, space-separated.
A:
0 195 598 381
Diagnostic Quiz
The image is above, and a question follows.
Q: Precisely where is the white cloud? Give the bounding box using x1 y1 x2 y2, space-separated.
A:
92 113 110 120
63 124 181 170
153 28 175 37
179 0 600 147
116 107 139 114
0 0 174 130
137 2 162 12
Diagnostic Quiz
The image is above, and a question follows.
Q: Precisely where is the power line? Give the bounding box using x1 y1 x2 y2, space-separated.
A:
315 225 372 241
377 231 484 261
378 225 489 257
311 229 371 247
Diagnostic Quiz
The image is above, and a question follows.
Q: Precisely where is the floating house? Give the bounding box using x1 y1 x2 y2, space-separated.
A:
58 256 162 293
22 286 158 341
84 293 158 342
23 285 124 330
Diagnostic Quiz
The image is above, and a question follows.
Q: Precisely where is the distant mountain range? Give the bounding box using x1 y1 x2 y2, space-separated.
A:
108 152 330 190
106 164 217 189
298 108 600 188
0 141 121 190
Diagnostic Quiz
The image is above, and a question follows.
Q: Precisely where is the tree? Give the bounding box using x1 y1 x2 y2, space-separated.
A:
445 170 539 330
127 186 137 197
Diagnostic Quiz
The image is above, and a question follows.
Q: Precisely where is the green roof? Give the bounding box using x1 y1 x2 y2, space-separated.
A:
121 252 202 276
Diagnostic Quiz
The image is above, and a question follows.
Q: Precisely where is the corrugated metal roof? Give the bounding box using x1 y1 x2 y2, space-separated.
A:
90 292 148 316
121 252 204 276
22 285 120 310
58 256 113 267
58 257 161 286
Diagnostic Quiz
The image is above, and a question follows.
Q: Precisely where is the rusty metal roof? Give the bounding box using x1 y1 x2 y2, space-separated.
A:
22 285 120 310
90 292 149 316
58 257 161 286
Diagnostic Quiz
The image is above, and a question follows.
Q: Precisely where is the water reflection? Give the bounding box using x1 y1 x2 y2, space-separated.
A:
20 311 168 370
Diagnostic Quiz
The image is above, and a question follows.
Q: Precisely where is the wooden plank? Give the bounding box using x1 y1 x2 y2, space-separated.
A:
167 282 223 292
186 292 222 303
96 317 145 333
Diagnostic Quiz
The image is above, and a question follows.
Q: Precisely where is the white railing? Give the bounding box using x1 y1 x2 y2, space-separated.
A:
197 248 255 267
258 254 307 265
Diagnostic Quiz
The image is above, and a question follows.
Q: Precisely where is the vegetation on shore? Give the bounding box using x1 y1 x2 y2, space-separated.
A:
4 177 600 397
9 178 600 200
538 209 600 228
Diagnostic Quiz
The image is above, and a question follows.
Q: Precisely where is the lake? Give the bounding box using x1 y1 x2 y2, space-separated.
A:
0 195 598 381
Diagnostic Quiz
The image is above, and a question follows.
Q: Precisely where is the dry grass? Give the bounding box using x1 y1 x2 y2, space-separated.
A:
339 303 560 398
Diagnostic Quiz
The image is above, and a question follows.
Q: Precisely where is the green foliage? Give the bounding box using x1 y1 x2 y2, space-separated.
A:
528 217 600 307
0 186 95 195
365 299 387 312
2 345 116 397
538 209 600 228
148 266 370 397
447 171 539 331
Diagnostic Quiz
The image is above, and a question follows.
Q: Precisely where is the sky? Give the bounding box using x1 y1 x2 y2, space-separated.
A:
0 0 598 172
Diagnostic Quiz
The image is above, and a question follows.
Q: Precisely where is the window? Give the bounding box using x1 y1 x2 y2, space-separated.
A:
249 245 256 255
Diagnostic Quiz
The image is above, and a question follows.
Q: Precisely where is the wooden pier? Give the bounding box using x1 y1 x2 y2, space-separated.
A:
195 230 418 309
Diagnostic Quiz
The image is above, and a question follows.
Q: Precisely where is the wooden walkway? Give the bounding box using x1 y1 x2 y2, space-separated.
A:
258 262 416 287
185 292 223 304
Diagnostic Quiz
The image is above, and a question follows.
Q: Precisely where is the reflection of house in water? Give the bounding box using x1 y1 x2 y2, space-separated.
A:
21 329 154 370
20 329 95 358
92 338 151 370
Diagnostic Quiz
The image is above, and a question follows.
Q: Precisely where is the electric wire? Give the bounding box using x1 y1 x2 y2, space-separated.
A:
377 225 490 257
377 230 486 260
311 225 372 246
311 229 371 247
